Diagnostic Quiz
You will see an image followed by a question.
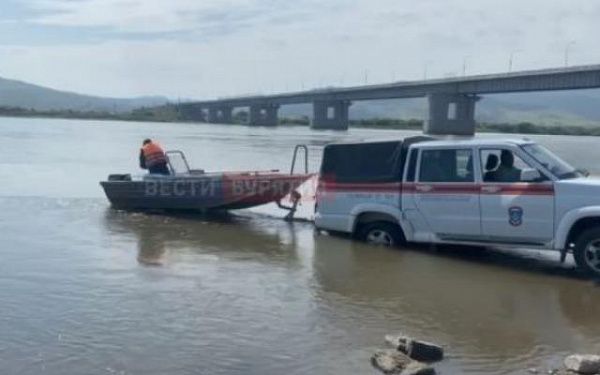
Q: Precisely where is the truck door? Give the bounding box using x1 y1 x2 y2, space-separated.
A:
412 148 481 239
479 148 554 245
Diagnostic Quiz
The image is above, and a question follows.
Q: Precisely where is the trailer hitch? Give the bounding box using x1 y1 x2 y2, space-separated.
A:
277 190 302 222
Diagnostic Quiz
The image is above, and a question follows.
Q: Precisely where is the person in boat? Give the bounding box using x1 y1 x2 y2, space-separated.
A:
139 139 170 175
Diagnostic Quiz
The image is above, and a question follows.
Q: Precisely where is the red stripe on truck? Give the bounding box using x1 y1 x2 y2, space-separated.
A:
318 181 402 192
319 181 555 195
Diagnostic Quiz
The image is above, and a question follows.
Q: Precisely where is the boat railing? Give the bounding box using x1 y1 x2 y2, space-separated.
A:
290 145 308 175
166 150 191 175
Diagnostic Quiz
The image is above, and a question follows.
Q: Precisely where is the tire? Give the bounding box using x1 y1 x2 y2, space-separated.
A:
357 221 405 247
573 227 600 277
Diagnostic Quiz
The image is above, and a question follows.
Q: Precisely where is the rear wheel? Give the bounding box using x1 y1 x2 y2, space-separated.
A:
573 227 600 277
357 222 405 247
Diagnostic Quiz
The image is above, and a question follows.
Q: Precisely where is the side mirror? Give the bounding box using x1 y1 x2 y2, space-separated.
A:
521 168 542 182
578 168 590 177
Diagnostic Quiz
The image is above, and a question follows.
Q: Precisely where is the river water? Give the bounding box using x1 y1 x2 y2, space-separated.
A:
1 117 599 375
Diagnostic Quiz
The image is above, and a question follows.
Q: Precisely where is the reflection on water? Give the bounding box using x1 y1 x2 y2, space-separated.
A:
1 118 600 375
312 237 600 372
103 210 301 267
98 206 600 375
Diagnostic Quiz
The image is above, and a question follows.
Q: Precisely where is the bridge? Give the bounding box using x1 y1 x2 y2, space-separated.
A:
179 64 600 135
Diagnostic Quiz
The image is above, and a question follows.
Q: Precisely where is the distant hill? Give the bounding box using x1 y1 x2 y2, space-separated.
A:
0 76 168 113
2 75 600 126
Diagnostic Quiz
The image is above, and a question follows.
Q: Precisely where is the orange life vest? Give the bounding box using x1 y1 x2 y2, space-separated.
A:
142 142 167 167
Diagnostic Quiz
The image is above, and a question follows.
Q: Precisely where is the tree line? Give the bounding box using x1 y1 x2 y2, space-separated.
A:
2 105 600 137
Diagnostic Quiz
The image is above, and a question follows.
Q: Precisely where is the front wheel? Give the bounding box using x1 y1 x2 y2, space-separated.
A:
573 227 600 277
357 222 405 247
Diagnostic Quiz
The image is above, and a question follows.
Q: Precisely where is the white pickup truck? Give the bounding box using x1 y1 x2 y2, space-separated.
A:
314 136 600 277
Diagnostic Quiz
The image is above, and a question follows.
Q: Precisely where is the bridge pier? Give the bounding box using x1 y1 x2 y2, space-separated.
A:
249 103 279 126
197 108 207 122
208 106 233 124
425 93 480 136
208 107 219 123
311 100 351 130
176 104 207 122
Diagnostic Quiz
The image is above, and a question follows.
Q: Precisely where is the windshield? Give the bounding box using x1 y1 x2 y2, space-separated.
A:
521 143 582 179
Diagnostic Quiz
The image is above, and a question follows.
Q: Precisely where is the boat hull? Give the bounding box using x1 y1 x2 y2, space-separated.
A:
100 172 312 211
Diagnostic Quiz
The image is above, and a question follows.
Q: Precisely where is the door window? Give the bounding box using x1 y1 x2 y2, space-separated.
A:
480 149 545 183
419 149 474 183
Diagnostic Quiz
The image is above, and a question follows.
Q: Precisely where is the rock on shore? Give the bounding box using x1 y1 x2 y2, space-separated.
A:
531 354 600 375
371 350 435 375
385 334 444 362
372 333 444 374
380 334 600 375
564 354 600 374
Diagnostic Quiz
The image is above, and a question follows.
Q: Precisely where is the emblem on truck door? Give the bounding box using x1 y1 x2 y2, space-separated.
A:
508 206 524 227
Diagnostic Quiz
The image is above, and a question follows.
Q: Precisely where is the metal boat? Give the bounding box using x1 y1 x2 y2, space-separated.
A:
100 146 313 213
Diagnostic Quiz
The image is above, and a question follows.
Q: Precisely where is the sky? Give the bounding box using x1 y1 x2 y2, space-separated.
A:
1 0 600 99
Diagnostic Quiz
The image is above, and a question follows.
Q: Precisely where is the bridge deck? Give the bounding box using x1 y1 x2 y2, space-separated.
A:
188 64 600 107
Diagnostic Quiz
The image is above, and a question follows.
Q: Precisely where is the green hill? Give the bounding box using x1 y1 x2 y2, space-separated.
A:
2 75 600 127
0 76 168 113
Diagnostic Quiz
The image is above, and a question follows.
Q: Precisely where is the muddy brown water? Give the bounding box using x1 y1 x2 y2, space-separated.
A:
0 117 599 375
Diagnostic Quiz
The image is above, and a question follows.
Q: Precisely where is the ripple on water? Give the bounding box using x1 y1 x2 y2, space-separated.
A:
1 120 600 374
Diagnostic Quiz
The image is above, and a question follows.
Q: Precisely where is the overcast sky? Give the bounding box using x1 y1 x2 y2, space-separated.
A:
1 0 599 99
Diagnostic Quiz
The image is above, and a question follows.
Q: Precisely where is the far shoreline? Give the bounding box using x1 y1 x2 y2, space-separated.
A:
1 106 600 137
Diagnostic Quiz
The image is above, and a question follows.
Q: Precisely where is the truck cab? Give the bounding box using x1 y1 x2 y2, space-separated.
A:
315 136 600 277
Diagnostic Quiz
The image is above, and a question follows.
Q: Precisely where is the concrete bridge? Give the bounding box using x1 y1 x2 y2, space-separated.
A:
180 64 600 135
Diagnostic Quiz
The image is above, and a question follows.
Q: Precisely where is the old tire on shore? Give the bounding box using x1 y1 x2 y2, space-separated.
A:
358 222 405 247
573 227 600 277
